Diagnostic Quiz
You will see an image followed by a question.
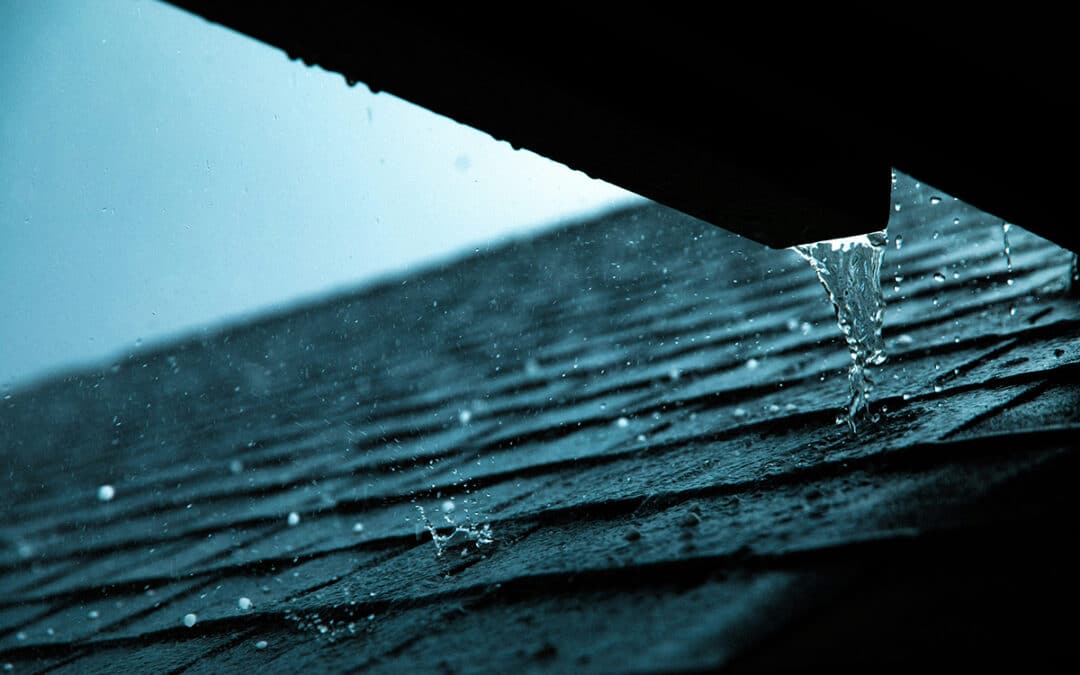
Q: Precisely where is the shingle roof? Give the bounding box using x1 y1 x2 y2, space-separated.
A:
2 173 1078 671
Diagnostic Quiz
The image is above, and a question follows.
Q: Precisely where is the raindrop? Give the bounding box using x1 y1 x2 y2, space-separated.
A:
745 358 760 370
229 459 243 475
183 613 198 628
441 500 456 514
458 409 472 425
255 640 269 650
352 522 365 533
615 417 630 428
238 597 253 610
893 202 902 212
287 512 300 526
933 272 946 283
929 196 941 205
88 610 100 620
894 235 903 250
932 231 940 240
97 485 115 502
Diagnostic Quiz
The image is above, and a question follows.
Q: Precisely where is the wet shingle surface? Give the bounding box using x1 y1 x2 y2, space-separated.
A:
2 174 1079 671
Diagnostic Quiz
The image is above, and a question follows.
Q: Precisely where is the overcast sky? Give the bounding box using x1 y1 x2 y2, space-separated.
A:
0 0 638 389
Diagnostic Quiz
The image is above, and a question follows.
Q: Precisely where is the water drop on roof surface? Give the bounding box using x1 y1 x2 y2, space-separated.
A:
352 522 365 533
239 597 252 610
97 485 115 502
929 196 941 204
287 512 300 526
615 416 629 428
933 272 946 283
458 409 472 424
183 613 197 628
255 640 268 650
894 235 903 250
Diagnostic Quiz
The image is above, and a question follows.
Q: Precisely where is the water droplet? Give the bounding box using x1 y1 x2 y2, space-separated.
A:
88 610 99 619
668 367 681 381
15 632 26 641
953 217 960 225
894 202 902 212
896 334 914 345
615 416 629 428
229 459 243 474
745 358 760 370
894 235 903 250
352 522 365 533
933 272 946 283
1009 305 1017 316
733 407 747 417
929 196 942 205
255 640 268 650
238 597 252 610
458 409 472 425
287 512 300 526
183 613 198 628
97 485 115 502
932 231 940 240
441 500 456 514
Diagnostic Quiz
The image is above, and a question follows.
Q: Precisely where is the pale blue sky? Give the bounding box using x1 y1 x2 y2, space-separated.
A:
0 0 638 388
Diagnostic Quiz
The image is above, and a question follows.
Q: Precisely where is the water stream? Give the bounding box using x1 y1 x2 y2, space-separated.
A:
793 231 888 432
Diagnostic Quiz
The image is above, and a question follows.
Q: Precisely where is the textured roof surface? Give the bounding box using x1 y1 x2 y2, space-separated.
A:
2 174 1079 672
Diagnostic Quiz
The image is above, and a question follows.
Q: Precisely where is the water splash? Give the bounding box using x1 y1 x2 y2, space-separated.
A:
793 231 888 432
417 505 494 557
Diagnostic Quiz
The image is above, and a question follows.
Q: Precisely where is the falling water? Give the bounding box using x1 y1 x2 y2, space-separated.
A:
794 231 888 432
1070 253 1078 295
1002 223 1014 285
